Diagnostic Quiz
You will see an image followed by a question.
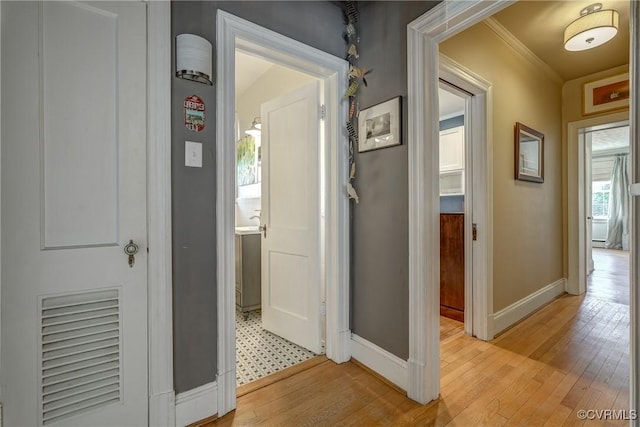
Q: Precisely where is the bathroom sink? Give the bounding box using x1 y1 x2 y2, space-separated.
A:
235 226 260 235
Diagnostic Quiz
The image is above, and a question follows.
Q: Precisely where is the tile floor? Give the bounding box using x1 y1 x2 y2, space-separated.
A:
235 310 316 386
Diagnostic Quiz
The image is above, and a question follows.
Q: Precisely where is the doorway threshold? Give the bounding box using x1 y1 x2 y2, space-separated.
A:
237 355 328 397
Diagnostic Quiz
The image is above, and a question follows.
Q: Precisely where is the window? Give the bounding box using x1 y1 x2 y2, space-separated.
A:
592 181 611 218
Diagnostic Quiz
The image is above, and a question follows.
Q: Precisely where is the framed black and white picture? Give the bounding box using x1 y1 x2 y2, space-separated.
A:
358 96 402 152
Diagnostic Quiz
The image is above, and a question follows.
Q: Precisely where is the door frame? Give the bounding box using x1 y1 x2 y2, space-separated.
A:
146 2 175 424
216 10 350 416
406 1 506 403
439 55 492 339
567 112 628 296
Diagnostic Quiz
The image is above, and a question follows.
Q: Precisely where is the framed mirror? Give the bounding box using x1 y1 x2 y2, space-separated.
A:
515 122 544 183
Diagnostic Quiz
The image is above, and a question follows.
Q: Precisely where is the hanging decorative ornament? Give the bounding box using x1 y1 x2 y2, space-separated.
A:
344 80 359 99
348 66 372 86
346 1 359 23
346 121 358 145
346 23 356 37
341 0 370 204
346 182 360 204
347 44 359 59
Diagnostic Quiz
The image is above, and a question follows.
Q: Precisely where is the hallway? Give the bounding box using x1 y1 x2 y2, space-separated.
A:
209 266 630 426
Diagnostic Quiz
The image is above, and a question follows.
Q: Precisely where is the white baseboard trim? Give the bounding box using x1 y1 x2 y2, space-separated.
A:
175 381 218 427
491 278 566 335
350 333 407 391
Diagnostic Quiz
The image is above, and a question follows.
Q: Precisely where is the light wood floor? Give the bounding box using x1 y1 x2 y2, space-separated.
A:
208 251 630 426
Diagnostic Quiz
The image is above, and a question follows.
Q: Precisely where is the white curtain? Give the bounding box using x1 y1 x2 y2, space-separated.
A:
605 154 629 250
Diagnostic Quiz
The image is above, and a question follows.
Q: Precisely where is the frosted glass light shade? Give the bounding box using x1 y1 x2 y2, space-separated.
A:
564 9 619 51
176 34 213 85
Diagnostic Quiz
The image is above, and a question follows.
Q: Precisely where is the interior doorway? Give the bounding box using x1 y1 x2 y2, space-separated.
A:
438 81 469 327
582 122 630 303
233 51 324 388
216 10 350 416
408 0 639 408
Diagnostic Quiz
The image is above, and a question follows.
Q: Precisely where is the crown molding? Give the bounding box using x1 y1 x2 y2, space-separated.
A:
483 17 564 86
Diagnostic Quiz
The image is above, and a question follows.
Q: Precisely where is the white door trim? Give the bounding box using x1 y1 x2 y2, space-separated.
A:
439 55 493 341
567 112 628 297
407 0 513 404
147 2 175 424
629 1 639 420
216 10 350 416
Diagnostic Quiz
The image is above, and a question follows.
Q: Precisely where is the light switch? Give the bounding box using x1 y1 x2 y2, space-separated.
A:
185 141 202 168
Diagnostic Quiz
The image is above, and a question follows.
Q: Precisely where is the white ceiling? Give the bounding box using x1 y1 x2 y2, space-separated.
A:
591 126 629 152
235 51 274 98
439 86 466 120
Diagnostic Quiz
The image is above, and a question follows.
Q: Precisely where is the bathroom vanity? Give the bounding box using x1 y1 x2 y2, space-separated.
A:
235 227 261 319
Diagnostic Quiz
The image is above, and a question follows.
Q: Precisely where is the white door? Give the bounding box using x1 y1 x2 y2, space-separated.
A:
260 82 323 354
1 2 148 426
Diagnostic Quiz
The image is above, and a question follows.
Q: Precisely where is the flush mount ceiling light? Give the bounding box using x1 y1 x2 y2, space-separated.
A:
245 117 262 136
564 3 619 51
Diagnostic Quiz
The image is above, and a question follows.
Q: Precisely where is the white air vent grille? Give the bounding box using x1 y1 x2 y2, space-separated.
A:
40 289 121 425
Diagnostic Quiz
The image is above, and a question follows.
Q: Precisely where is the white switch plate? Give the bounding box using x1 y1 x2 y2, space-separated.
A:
185 141 202 168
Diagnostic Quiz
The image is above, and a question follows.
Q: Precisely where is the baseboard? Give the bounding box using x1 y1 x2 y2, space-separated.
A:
492 278 566 335
175 381 218 427
350 334 407 391
592 241 606 248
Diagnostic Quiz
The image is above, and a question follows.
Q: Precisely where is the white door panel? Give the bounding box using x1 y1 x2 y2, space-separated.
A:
261 81 322 354
1 2 148 425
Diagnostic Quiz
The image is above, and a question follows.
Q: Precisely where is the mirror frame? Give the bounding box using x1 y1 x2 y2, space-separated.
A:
514 122 544 183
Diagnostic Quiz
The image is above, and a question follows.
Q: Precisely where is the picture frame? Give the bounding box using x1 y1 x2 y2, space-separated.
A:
515 122 544 183
583 72 629 116
358 96 402 152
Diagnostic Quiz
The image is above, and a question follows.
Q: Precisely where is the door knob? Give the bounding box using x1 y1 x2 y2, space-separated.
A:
259 224 267 238
124 240 139 268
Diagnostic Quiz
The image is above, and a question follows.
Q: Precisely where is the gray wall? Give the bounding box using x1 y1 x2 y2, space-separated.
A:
351 1 437 360
171 2 217 392
171 1 344 394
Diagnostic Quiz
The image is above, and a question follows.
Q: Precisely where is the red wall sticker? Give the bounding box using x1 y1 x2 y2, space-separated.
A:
184 95 205 132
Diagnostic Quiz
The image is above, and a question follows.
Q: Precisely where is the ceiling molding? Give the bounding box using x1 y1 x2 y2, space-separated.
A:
483 17 564 86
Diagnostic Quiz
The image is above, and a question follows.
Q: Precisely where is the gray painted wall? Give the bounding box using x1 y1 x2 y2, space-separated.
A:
171 1 344 394
171 3 217 391
351 1 437 360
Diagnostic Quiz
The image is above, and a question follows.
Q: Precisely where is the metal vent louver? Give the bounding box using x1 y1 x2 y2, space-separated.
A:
40 289 121 425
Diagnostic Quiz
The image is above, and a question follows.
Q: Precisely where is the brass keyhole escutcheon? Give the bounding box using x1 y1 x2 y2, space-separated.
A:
124 240 139 268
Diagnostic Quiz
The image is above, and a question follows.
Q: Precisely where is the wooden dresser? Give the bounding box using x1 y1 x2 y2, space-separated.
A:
440 213 464 322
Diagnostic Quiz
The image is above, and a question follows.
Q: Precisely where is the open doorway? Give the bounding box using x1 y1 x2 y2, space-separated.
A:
408 0 637 408
216 11 350 416
438 82 468 326
233 51 324 388
584 123 630 304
